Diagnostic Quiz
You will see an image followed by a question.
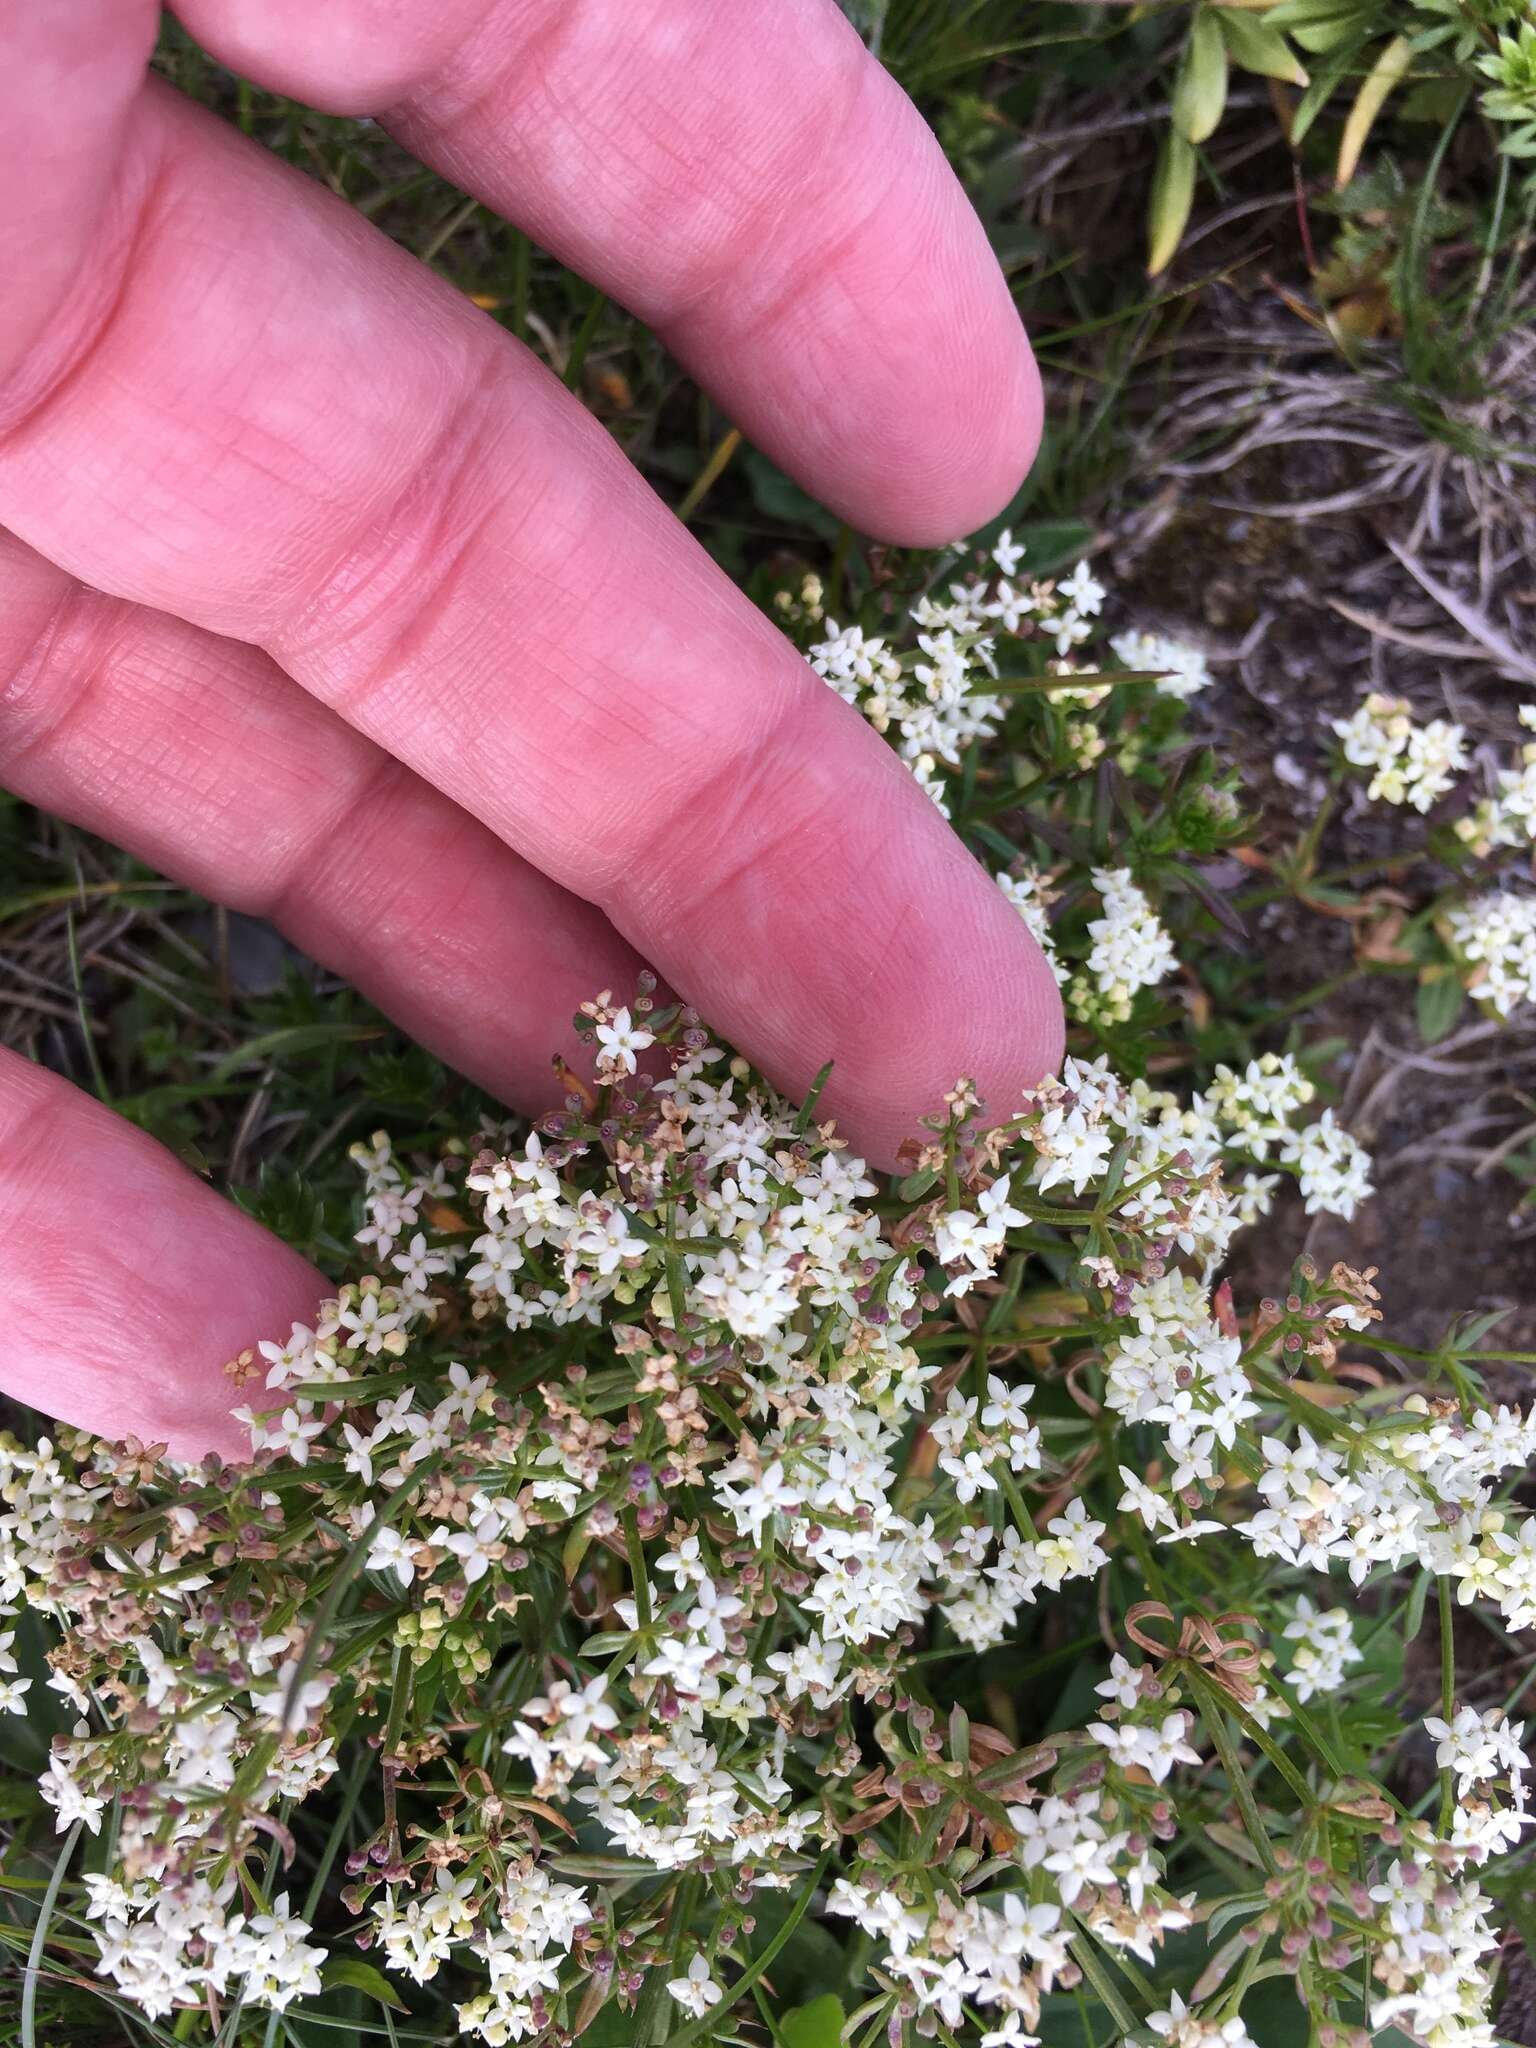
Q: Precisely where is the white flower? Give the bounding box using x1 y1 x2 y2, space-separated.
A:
365 1522 418 1588
252 1661 334 1734
439 1511 505 1585
1117 1467 1176 1531
1058 559 1106 616
258 1322 317 1390
594 1007 655 1074
1095 1653 1147 1710
1108 629 1212 700
992 528 1025 577
1146 1989 1260 2048
667 1952 722 2018
715 1459 802 1543
766 1631 844 1702
39 1751 105 1835
1281 1110 1373 1220
1332 692 1468 811
261 1407 326 1465
1448 888 1536 1018
1086 868 1177 1001
1282 1596 1361 1701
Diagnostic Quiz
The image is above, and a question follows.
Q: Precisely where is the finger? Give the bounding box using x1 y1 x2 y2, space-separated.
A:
0 1047 323 1458
0 21 1064 1168
170 0 1040 545
0 531 649 1109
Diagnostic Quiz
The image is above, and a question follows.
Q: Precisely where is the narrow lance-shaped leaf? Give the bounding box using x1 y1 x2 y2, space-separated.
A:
1217 7 1309 84
1148 129 1199 276
1173 9 1231 141
1337 34 1414 185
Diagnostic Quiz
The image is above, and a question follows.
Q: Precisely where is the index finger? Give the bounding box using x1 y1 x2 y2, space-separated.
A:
169 0 1042 546
0 12 1063 1166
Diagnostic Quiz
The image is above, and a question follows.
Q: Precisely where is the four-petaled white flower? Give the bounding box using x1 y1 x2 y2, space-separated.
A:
594 1007 655 1074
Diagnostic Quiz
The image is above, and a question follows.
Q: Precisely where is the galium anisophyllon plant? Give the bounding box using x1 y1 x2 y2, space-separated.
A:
5 977 1534 2044
4 535 1532 2047
1330 690 1536 1023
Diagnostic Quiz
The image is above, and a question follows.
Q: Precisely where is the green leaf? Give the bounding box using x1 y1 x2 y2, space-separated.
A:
1173 10 1230 142
1004 518 1097 579
319 1958 410 2011
563 1514 594 1584
1336 34 1414 185
741 450 843 542
1268 0 1374 49
1448 1307 1512 1352
1290 38 1370 139
204 1021 384 1085
782 1994 847 2048
1416 966 1466 1043
1148 129 1198 275
1217 8 1308 83
794 1060 835 1137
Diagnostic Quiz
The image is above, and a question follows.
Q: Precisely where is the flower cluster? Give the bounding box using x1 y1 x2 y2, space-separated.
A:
1280 1593 1362 1700
5 975 1530 2048
1427 1707 1531 1864
1330 694 1536 1024
1456 705 1536 856
78 1877 324 2021
7 528 1532 2048
1106 627 1214 700
1445 887 1536 1018
1332 691 1470 813
1367 1832 1504 2045
805 532 1109 812
1077 866 1179 1023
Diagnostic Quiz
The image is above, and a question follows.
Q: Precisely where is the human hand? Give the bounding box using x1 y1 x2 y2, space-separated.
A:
0 0 1063 1456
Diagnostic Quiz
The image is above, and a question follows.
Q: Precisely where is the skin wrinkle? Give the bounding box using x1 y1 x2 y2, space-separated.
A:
283 807 512 1009
265 360 575 693
0 77 1057 1157
261 749 416 930
0 6 160 432
350 0 1043 536
0 0 1065 1447
653 37 882 330
386 0 585 168
615 686 838 948
0 533 651 1111
399 0 876 323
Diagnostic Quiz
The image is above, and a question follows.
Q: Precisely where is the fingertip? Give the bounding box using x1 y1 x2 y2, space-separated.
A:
836 315 1044 550
815 859 1066 1173
170 0 470 115
0 1051 328 1461
681 51 1046 551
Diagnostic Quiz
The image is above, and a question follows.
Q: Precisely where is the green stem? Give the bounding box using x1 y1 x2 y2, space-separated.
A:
1069 1931 1139 2035
562 288 609 392
511 232 530 343
675 428 742 524
1188 1671 1279 1875
666 1851 833 2048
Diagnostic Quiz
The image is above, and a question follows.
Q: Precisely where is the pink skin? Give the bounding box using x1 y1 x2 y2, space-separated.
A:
0 1051 324 1460
0 531 651 1103
0 0 1064 1455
